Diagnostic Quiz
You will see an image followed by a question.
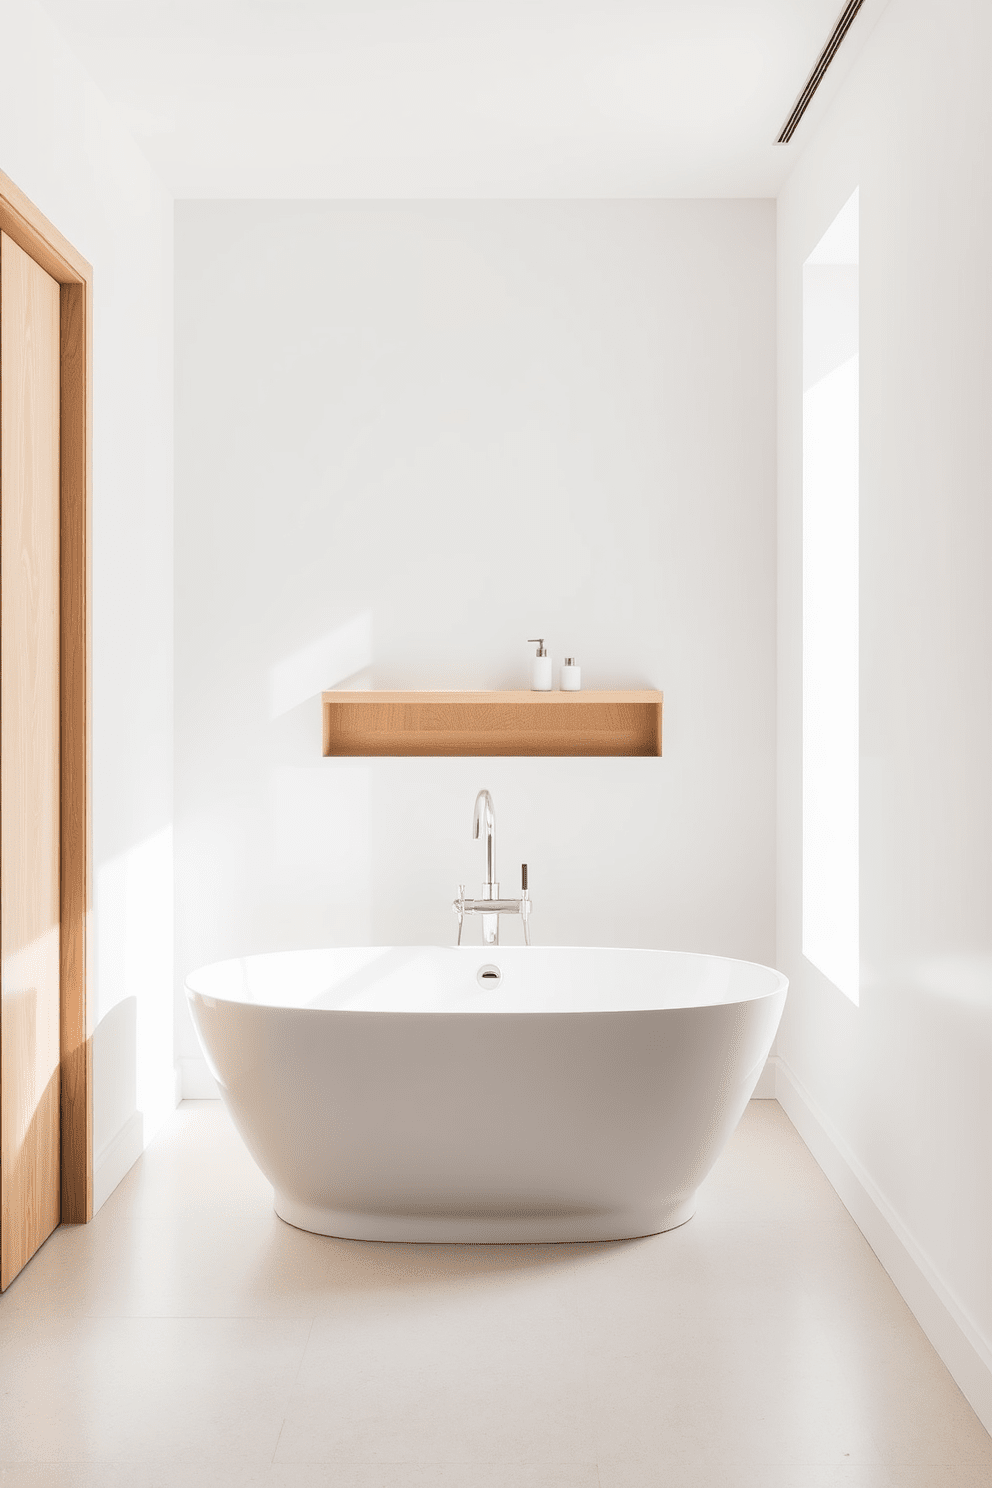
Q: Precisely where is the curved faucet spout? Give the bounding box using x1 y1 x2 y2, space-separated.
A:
473 789 496 888
457 790 530 949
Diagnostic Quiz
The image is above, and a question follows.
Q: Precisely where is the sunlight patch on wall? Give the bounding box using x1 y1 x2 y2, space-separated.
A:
269 611 373 718
95 825 175 1145
802 189 860 1004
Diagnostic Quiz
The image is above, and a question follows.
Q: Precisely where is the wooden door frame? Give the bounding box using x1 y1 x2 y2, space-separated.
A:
0 168 92 1224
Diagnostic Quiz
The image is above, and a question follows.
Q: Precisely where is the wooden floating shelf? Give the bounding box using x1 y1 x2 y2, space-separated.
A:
321 690 663 758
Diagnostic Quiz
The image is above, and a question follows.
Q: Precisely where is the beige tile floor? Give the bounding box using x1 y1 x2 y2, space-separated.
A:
0 1099 989 1488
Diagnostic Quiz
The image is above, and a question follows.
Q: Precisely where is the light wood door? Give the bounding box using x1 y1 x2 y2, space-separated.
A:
0 230 61 1290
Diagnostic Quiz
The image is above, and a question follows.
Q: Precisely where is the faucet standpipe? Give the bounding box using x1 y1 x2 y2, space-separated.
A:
472 788 498 943
455 792 533 948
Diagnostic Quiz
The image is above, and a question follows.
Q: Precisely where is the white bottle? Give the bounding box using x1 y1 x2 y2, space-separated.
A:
529 638 552 691
560 657 581 691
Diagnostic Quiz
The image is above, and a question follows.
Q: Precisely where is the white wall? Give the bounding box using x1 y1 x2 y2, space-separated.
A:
0 0 175 1205
777 0 992 1425
174 200 777 1087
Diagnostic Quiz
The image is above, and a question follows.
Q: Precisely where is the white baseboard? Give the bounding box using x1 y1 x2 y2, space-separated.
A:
751 1057 777 1097
771 1054 992 1435
179 1054 219 1098
93 1109 144 1214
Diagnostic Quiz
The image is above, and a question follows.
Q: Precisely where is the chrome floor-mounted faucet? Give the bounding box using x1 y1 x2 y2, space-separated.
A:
454 789 531 946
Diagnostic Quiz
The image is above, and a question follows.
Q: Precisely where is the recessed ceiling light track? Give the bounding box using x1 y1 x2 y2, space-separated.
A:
776 0 867 144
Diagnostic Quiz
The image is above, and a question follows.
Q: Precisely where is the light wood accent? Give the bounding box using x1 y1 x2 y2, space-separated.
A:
0 169 93 1240
0 233 62 1289
58 278 92 1224
322 691 663 758
0 169 90 286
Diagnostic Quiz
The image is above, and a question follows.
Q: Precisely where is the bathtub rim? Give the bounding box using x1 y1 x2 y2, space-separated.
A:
184 944 789 1016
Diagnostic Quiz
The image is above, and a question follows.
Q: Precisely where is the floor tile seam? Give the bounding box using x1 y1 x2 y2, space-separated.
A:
0 1460 314 1469
592 1454 893 1466
787 1252 898 1468
0 1311 321 1323
271 1316 318 1464
873 1459 992 1470
0 1465 296 1474
0 1457 879 1474
0 1461 607 1471
833 1322 992 1465
269 1418 288 1467
292 1316 316 1377
267 1457 605 1466
569 1264 611 1464
0 1451 325 1468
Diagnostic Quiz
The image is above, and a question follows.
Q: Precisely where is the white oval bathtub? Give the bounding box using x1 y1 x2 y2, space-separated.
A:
185 946 787 1243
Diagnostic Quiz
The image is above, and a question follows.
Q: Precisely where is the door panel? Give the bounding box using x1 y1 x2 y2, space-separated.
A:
0 230 61 1290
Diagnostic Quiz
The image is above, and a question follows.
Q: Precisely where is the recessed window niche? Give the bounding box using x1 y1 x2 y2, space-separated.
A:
802 189 860 1004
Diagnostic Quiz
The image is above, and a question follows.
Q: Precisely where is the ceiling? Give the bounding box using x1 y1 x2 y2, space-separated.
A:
40 0 889 198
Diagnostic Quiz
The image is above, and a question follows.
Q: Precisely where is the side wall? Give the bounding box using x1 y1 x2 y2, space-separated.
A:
174 200 777 1092
777 0 992 1426
0 0 175 1207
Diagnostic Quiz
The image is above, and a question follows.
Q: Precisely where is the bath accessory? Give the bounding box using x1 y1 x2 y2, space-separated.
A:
186 945 788 1243
560 657 581 691
454 789 531 945
528 638 552 691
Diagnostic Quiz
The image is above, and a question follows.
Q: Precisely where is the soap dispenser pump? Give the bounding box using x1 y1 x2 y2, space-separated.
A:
528 638 552 692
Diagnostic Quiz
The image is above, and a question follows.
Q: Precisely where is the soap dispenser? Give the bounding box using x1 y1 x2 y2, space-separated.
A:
528 638 552 692
560 657 581 691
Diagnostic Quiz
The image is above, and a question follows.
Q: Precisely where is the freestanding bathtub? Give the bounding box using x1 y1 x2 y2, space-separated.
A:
186 946 787 1243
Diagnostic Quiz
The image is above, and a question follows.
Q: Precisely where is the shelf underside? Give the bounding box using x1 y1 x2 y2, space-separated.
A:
321 690 663 758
